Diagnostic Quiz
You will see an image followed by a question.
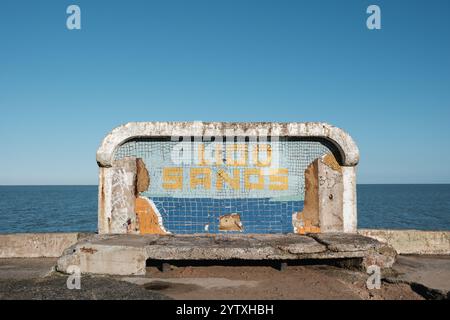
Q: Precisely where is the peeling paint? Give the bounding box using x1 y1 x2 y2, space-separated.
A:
219 213 243 231
135 196 169 235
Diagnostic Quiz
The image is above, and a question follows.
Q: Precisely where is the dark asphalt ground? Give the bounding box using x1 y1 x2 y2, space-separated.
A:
0 274 170 300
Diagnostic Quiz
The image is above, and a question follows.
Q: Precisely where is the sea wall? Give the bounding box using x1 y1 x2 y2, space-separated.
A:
359 229 450 255
0 233 93 258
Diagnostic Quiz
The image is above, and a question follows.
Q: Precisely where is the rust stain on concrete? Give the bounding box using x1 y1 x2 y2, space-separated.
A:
80 247 98 254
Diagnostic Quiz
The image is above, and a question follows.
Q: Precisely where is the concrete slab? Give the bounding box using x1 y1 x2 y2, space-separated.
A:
389 255 450 299
0 233 93 258
0 258 57 280
57 233 393 276
359 229 450 255
310 233 382 252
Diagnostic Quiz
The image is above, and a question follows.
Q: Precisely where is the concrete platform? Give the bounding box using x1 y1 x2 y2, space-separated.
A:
0 257 423 300
387 255 450 299
57 233 396 276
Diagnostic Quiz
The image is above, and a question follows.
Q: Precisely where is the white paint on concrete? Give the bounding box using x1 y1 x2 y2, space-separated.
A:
342 166 357 233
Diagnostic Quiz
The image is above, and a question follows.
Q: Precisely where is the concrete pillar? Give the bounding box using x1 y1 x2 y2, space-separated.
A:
295 153 345 234
318 155 344 232
342 166 357 233
98 158 138 234
98 167 113 234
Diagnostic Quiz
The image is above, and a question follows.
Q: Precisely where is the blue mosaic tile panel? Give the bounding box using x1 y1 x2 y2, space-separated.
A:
114 137 334 234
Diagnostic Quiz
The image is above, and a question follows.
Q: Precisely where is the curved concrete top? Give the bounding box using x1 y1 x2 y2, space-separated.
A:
96 122 360 167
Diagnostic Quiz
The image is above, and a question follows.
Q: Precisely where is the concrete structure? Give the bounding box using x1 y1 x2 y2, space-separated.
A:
97 122 360 236
359 229 450 255
57 233 395 276
3 230 447 261
389 255 450 299
0 233 89 258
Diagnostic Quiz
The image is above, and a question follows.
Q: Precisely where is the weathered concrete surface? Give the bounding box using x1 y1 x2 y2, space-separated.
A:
57 233 393 275
310 233 382 252
294 153 345 234
110 157 139 234
0 258 57 280
342 166 357 233
310 233 397 269
319 154 344 232
0 258 169 300
58 240 147 276
96 122 360 168
359 229 450 255
388 255 450 299
140 263 422 300
97 122 360 235
0 233 92 258
0 257 422 300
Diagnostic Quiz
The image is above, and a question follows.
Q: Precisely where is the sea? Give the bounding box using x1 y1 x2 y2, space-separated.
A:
0 184 449 233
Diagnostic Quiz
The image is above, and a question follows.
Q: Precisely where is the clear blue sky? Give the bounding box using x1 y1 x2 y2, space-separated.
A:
1 0 449 185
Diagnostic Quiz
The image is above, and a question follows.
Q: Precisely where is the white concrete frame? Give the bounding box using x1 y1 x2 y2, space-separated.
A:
97 122 359 234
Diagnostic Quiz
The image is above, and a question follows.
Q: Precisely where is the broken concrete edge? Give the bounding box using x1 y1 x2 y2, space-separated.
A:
96 122 360 168
295 153 344 234
359 229 450 255
55 233 395 276
0 232 95 258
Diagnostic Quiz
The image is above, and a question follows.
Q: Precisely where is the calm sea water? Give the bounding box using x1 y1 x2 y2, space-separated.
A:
0 185 449 233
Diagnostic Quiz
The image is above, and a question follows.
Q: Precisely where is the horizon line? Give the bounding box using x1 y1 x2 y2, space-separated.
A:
1 183 450 187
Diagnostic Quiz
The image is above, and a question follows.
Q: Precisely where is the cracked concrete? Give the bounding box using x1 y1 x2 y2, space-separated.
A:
57 233 394 276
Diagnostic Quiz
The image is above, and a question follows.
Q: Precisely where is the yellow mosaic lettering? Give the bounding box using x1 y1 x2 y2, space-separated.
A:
214 143 224 166
162 167 183 190
244 168 264 190
226 143 247 166
197 144 210 166
190 168 212 189
253 144 272 167
268 168 288 190
216 169 240 190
